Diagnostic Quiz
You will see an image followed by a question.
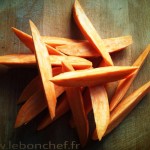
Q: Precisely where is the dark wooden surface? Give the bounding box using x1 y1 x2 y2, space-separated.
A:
0 0 150 150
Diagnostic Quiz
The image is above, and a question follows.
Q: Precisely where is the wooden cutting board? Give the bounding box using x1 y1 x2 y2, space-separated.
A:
0 0 149 150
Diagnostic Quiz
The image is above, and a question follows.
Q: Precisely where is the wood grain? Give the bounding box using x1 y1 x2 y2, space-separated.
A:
0 0 149 149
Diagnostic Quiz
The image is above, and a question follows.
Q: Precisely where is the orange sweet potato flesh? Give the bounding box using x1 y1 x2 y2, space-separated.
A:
42 36 85 47
12 27 63 55
62 61 89 147
88 50 109 141
50 66 138 87
73 0 113 66
0 54 92 69
30 20 57 119
15 85 64 128
15 89 46 128
92 81 150 140
110 45 150 111
56 36 133 57
89 85 110 141
18 67 62 104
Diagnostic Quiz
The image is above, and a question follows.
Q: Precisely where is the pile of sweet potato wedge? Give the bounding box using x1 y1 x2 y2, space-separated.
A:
0 0 149 147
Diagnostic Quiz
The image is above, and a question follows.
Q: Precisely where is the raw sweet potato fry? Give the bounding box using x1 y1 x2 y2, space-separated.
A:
15 85 64 128
18 67 62 104
84 19 110 140
50 66 138 87
15 89 46 128
69 88 91 128
89 85 110 141
62 61 89 146
73 0 113 66
30 20 57 119
92 81 150 140
12 27 63 55
0 54 92 69
56 36 133 57
42 36 85 47
12 27 34 51
110 45 150 111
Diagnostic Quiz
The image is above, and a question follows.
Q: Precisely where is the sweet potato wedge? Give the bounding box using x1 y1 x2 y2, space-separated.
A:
18 67 62 104
56 36 132 57
92 81 150 140
89 85 109 140
62 61 89 146
87 40 110 140
12 27 63 55
15 89 46 128
15 85 64 128
30 20 57 119
42 36 85 47
0 54 92 69
110 45 150 111
73 0 113 66
50 66 138 87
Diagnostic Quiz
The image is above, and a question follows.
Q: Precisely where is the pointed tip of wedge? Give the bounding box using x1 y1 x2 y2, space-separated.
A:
16 94 27 105
11 27 23 36
29 19 33 25
29 20 35 29
29 20 37 29
50 78 55 82
14 118 22 128
92 130 97 140
48 108 55 120
11 27 20 34
73 0 82 12
74 0 79 4
11 27 16 31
